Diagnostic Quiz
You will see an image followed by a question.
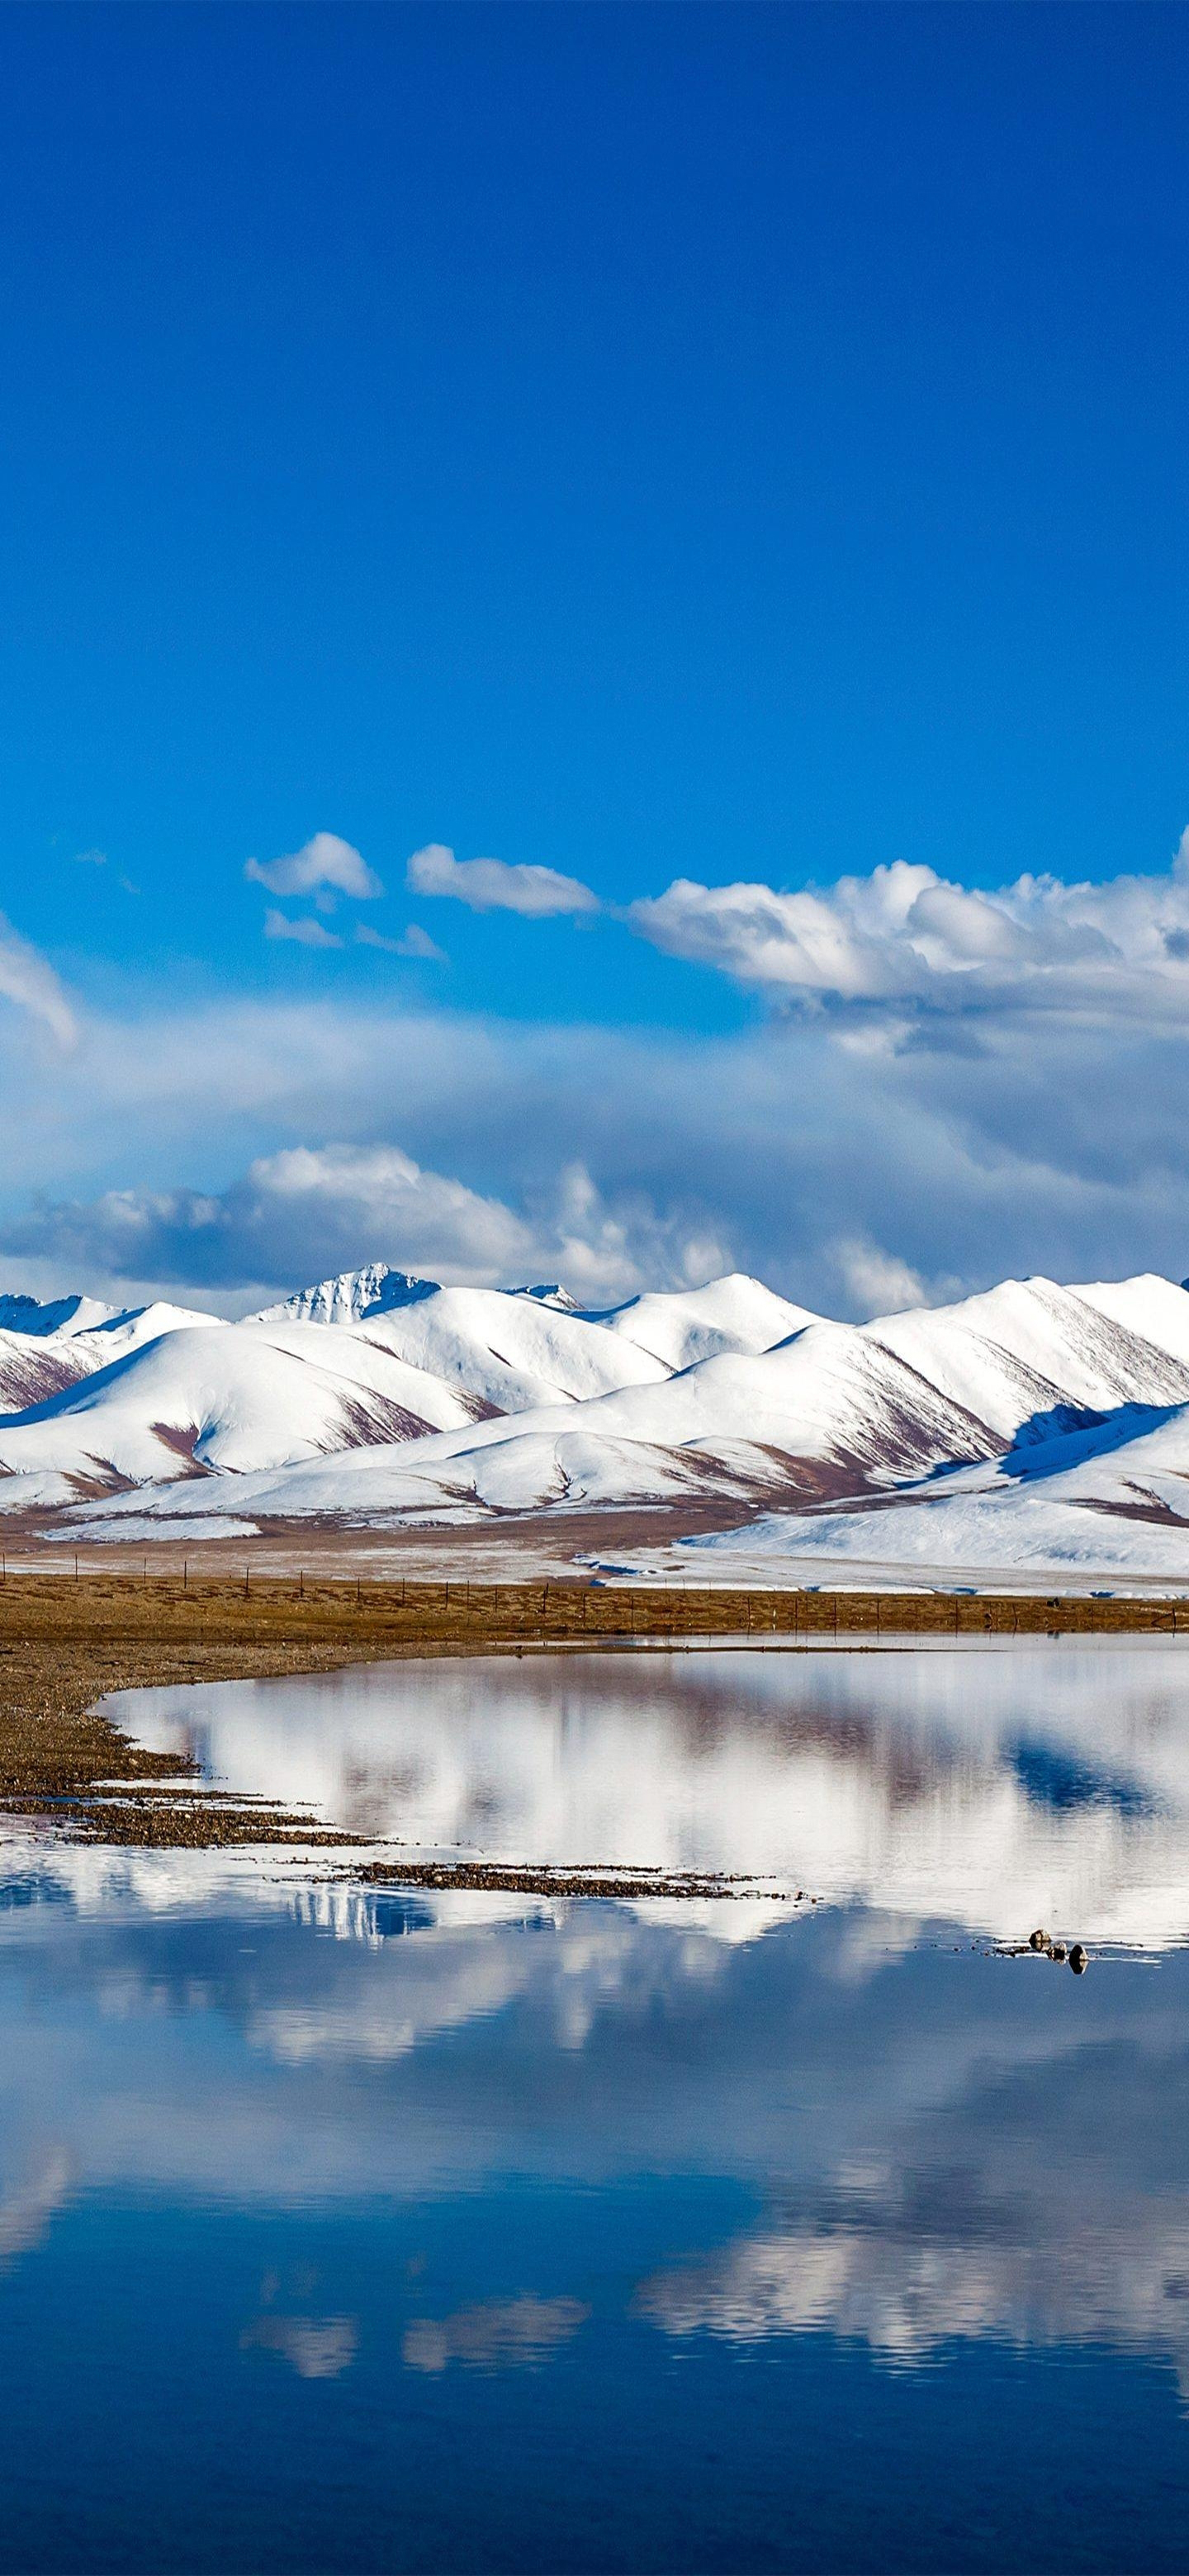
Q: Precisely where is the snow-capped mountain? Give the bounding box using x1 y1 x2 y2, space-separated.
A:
0 1291 123 1338
574 1274 817 1371
0 1292 226 1413
250 1262 438 1328
2 1259 1189 1584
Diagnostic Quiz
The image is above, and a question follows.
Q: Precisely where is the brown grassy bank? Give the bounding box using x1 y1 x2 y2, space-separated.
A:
0 1571 1186 1852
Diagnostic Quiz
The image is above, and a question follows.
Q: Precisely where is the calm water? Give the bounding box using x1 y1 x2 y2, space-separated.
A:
2 1642 1189 2572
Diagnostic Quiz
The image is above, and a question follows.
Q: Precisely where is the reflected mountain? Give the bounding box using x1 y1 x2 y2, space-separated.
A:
102 1638 1189 1948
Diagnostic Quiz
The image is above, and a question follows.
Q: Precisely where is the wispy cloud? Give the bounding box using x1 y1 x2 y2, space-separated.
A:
403 2295 589 2375
0 914 78 1049
247 831 383 909
0 2153 73 2273
71 848 139 896
263 910 343 949
408 842 598 919
831 1238 929 1318
356 922 447 962
240 2311 358 2379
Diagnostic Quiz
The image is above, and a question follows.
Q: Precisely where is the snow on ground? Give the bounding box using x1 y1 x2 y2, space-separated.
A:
860 1276 1189 1442
1 1259 1188 1585
0 1319 479 1494
573 1274 818 1371
632 1396 1189 1589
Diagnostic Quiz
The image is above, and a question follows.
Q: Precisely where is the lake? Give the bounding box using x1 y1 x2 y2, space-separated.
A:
2 1640 1188 2571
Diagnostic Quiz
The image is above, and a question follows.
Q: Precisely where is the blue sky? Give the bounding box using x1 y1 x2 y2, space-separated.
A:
0 2 1187 1314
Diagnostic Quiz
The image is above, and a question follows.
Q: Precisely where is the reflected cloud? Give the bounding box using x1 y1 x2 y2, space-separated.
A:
0 2152 73 2271
240 2311 359 2379
637 2206 1189 2396
402 2294 589 2375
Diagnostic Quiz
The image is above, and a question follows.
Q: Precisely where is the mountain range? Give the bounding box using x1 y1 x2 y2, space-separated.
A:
2 1260 1189 1582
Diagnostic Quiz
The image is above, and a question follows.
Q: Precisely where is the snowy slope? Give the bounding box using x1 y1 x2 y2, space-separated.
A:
576 1275 818 1371
0 1326 91 1413
654 1395 1189 1588
0 1291 123 1338
251 1262 436 1328
62 1314 1011 1529
71 1300 228 1365
1074 1273 1189 1368
333 1282 673 1410
0 1319 481 1504
176 1295 1189 1530
860 1277 1189 1442
7 1257 1189 1583
0 1289 225 1353
256 1268 813 1395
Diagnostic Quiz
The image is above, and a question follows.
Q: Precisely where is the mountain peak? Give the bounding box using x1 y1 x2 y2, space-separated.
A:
508 1282 578 1310
251 1262 441 1328
0 1290 121 1338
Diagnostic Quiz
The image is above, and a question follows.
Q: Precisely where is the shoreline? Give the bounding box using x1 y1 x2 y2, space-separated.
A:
2 1570 1188 1854
2 1502 1188 1598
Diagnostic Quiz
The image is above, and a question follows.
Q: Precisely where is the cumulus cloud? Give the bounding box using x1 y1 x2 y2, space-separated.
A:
0 1145 529 1294
408 842 599 918
4 827 1189 1319
0 1140 733 1309
263 910 343 949
0 914 78 1049
242 1142 532 1280
246 831 382 908
0 984 1180 1318
629 831 1189 1027
355 922 447 962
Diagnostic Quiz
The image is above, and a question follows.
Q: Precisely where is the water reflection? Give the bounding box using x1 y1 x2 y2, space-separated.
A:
1 1646 1188 2569
110 1638 1189 1945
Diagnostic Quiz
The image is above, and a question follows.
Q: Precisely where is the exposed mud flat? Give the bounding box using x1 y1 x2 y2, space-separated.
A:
352 1859 777 1901
2 1570 1188 1855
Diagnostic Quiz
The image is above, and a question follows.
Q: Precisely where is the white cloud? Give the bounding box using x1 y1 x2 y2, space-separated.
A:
355 922 447 962
546 1159 732 1304
0 987 1168 1317
243 1141 531 1280
6 829 1189 1319
263 910 343 950
246 831 383 907
0 914 78 1049
0 1137 733 1309
628 830 1189 1027
408 842 599 919
831 1239 928 1319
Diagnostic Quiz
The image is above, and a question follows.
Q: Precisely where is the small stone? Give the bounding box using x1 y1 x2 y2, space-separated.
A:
1050 1940 1068 1963
1068 1944 1089 1974
1029 1928 1049 1951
